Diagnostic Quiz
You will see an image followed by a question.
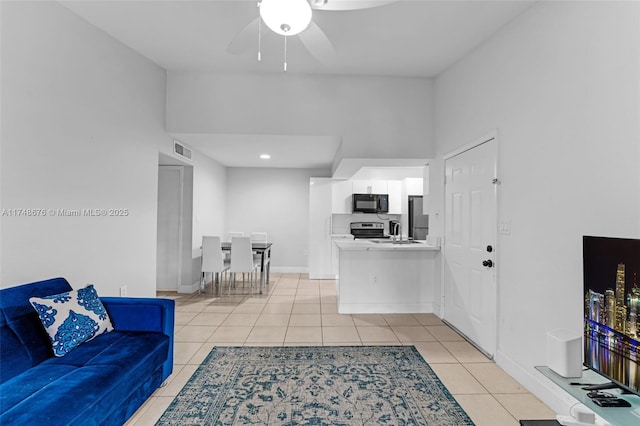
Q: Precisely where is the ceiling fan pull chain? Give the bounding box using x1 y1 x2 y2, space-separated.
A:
284 36 288 72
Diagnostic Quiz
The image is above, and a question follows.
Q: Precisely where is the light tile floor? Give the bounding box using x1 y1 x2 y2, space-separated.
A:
126 273 556 425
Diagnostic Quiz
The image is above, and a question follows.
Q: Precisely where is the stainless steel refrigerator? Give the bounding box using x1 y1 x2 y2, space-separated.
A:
408 196 429 240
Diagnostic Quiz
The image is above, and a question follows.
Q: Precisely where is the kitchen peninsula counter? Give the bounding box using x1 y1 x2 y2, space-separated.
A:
334 240 440 314
335 239 440 251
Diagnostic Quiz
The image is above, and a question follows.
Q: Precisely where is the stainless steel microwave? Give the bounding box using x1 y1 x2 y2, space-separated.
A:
352 193 389 213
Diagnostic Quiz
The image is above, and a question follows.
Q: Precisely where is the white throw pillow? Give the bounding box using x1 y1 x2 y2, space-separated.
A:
29 284 114 357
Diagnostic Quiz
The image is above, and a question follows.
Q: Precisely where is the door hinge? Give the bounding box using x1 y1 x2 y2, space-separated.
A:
492 178 501 185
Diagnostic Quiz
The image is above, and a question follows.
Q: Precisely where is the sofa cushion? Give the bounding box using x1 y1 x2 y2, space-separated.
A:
41 331 169 372
0 364 78 411
29 285 113 356
0 330 169 425
0 278 73 383
2 365 128 425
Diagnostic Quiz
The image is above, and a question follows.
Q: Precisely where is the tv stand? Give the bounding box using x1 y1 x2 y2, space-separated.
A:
536 367 640 426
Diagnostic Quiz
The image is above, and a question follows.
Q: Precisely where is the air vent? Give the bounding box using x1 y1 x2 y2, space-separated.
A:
173 140 192 161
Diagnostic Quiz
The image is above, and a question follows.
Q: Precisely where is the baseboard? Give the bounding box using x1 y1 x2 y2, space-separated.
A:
338 303 434 314
179 281 201 294
270 266 308 274
494 350 578 416
309 273 337 279
433 302 443 318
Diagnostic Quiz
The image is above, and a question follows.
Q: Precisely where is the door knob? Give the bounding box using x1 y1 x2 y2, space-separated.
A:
482 259 494 267
486 245 493 252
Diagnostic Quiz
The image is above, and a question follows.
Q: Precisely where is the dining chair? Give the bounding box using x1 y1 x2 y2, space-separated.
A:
250 232 267 243
226 232 245 278
228 236 260 295
201 236 230 294
250 232 269 285
250 232 267 255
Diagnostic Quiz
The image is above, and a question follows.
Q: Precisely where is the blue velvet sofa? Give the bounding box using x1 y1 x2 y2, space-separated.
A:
0 277 175 425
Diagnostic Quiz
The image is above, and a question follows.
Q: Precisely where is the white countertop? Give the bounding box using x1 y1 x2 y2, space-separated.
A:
335 239 440 251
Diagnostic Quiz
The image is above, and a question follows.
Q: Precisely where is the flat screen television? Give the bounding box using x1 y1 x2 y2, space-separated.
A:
583 236 640 394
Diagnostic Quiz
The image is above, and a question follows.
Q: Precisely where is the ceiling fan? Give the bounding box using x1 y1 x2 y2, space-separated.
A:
227 0 396 69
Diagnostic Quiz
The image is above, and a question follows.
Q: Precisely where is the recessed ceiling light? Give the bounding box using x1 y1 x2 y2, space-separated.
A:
260 154 271 159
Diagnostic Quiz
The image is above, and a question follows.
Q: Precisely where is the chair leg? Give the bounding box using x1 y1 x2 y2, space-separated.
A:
251 269 257 296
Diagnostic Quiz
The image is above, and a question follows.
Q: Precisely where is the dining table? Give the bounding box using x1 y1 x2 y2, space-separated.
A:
221 241 272 294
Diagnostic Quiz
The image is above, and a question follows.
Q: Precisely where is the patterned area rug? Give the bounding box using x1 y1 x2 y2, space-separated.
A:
157 346 474 425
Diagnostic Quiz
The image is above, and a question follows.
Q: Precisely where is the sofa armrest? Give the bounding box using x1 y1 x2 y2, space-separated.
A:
101 297 174 333
101 297 175 382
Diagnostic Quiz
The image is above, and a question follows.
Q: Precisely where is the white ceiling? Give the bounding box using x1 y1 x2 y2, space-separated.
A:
61 0 535 172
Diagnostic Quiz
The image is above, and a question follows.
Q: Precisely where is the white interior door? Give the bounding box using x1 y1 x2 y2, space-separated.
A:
443 137 497 357
157 166 183 291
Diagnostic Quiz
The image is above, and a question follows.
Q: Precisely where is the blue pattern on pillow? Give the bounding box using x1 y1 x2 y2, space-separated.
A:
52 293 72 303
52 310 99 355
31 302 57 327
29 284 114 356
77 286 109 320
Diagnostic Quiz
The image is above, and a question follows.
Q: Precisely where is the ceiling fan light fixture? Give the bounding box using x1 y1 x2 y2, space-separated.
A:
260 0 312 36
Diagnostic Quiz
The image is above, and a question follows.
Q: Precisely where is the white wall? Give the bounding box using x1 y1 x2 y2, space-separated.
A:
0 1 170 296
431 0 640 411
189 149 228 287
166 72 434 161
192 150 227 249
226 168 330 272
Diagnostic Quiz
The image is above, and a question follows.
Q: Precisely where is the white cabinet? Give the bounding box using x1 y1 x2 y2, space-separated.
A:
387 180 402 214
352 180 388 195
405 178 423 196
331 180 352 214
309 178 334 279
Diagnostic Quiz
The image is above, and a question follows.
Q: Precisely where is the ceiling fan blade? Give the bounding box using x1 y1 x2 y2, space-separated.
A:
298 21 335 64
226 17 259 55
309 0 397 11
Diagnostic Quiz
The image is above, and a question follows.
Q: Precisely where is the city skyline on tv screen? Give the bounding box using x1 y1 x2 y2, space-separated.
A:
583 235 640 394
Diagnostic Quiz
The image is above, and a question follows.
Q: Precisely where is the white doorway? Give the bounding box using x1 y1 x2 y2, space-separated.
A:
443 134 498 357
157 165 184 291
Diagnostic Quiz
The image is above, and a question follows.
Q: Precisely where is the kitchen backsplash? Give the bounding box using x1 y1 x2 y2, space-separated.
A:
331 213 401 235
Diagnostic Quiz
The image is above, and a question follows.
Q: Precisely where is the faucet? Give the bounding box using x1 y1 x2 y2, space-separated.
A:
393 222 402 241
